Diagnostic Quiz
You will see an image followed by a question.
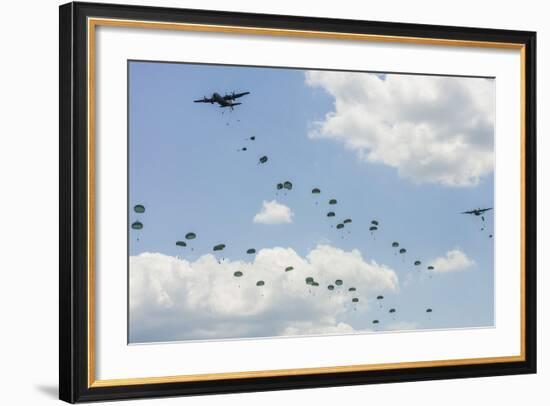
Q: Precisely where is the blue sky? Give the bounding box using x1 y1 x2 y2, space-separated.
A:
128 61 495 343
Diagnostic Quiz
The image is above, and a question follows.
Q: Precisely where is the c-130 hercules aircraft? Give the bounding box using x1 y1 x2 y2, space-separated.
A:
194 91 250 109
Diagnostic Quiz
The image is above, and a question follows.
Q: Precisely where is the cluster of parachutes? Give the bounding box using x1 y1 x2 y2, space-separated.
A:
129 124 448 330
131 195 437 329
131 205 145 241
131 181 444 325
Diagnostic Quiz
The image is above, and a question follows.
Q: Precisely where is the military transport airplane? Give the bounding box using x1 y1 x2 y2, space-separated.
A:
461 207 493 221
461 207 493 217
194 91 250 109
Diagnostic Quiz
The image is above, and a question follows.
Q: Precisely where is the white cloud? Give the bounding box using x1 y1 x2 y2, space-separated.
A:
429 249 475 273
253 200 294 224
129 244 398 342
305 71 494 187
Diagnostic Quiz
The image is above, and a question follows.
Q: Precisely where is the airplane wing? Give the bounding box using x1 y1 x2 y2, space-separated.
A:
461 210 476 214
223 91 250 100
219 103 242 108
232 91 250 99
480 207 493 213
194 97 213 103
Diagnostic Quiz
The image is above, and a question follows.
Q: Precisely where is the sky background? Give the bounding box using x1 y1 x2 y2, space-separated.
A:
128 61 495 344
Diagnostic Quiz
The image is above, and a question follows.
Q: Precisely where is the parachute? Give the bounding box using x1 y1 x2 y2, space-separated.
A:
283 181 293 190
234 271 243 277
336 223 344 229
175 241 187 247
133 204 145 213
343 218 352 224
392 242 399 248
312 282 320 287
250 136 256 141
256 280 265 286
327 211 335 217
131 221 143 230
389 308 396 313
305 277 314 285
276 183 283 190
399 248 407 254
213 244 226 251
372 320 379 324
352 298 359 303
335 279 343 286
426 308 433 313
246 248 256 255
259 156 268 164
329 199 337 205
327 285 335 291
369 223 379 239
285 266 294 272
185 232 196 240
414 260 422 266
427 266 434 270
348 287 356 292
312 188 321 194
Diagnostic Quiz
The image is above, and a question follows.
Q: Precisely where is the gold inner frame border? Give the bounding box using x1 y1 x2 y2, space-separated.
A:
86 17 527 388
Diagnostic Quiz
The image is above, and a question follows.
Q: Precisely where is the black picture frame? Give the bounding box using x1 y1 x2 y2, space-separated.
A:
60 1 536 403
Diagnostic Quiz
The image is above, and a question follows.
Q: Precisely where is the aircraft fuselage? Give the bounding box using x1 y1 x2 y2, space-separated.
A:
212 93 235 107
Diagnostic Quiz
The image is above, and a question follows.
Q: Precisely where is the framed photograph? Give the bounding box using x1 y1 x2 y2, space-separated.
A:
59 1 536 403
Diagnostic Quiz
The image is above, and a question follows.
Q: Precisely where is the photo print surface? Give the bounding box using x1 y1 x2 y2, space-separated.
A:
128 61 495 344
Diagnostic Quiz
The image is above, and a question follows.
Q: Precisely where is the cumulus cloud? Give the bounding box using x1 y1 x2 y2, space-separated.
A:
305 71 494 187
253 200 294 224
129 245 398 343
429 249 475 273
